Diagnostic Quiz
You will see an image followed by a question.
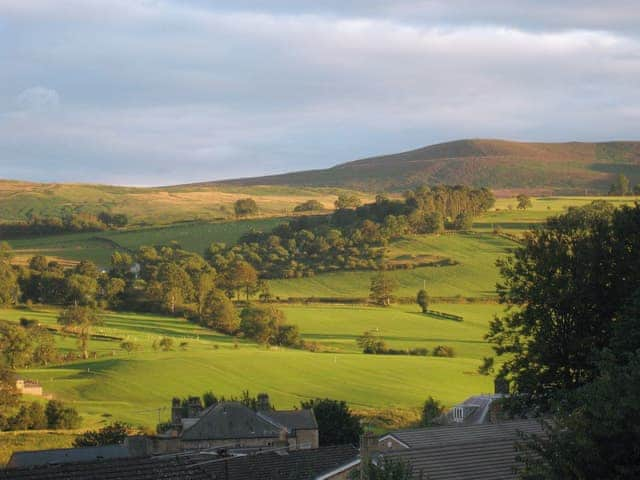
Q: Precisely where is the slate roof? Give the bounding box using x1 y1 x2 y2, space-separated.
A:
201 444 359 480
0 445 359 480
8 445 130 468
259 410 318 433
380 419 542 450
181 402 282 441
378 420 544 480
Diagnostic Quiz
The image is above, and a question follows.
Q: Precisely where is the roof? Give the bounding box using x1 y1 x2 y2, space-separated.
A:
0 455 210 480
8 445 129 468
378 420 544 480
444 394 505 425
0 445 359 480
180 402 282 441
259 410 318 433
202 444 359 480
380 419 541 450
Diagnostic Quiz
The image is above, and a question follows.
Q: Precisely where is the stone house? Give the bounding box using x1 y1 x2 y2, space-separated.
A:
154 393 319 453
15 379 43 397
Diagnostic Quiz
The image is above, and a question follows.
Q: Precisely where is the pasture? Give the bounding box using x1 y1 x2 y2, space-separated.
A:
269 233 515 299
1 304 495 431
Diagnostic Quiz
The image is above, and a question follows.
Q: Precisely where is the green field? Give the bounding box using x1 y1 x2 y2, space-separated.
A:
1 304 495 430
270 233 515 299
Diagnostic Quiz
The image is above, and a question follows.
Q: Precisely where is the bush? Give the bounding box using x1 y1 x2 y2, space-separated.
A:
74 422 131 447
432 345 455 357
45 400 82 429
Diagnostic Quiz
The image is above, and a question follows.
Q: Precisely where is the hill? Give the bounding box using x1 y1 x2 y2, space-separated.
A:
209 139 640 193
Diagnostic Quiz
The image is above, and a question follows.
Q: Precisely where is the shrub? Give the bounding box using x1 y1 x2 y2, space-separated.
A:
432 345 455 357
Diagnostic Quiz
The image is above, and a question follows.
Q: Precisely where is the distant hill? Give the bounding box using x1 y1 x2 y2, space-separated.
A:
208 139 640 193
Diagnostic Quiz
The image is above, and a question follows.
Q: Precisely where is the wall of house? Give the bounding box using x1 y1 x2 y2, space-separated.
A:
290 429 319 449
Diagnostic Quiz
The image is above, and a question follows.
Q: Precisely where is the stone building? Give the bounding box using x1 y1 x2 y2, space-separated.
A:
155 393 319 453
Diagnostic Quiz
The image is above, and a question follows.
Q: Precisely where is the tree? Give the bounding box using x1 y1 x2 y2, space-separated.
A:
609 173 630 196
634 183 640 196
356 331 387 354
0 245 20 306
57 306 102 360
229 261 258 301
65 274 98 306
452 211 474 230
74 422 131 447
516 194 532 210
0 321 34 369
45 400 82 429
355 457 417 480
234 198 258 217
369 272 398 307
300 398 362 446
421 396 444 426
0 367 19 411
416 289 429 313
293 200 324 212
239 305 285 345
518 351 640 479
486 202 640 410
120 341 140 353
200 290 239 334
334 193 361 210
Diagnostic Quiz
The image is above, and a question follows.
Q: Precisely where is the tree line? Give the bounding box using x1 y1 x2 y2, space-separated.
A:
0 211 128 238
209 185 494 279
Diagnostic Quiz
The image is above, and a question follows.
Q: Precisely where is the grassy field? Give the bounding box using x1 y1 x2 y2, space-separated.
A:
0 180 370 224
6 218 287 267
1 304 494 430
269 233 515 299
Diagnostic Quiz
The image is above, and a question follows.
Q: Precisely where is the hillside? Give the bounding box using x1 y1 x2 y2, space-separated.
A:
209 139 640 193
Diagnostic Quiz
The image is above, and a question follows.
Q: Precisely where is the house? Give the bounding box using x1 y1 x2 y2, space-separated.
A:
15 379 43 397
439 393 507 426
376 419 543 480
1 444 360 480
155 393 319 453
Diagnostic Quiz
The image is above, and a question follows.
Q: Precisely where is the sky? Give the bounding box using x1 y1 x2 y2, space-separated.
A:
1 1 639 185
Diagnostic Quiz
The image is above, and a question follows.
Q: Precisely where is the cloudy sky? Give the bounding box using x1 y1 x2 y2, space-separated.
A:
1 1 639 185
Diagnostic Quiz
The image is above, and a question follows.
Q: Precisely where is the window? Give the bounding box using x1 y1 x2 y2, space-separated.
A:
452 406 465 422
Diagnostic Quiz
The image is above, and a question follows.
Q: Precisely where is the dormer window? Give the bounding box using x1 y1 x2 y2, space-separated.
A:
452 406 465 422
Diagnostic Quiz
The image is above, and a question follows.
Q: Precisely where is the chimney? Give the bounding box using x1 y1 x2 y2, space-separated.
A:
187 396 203 418
257 393 270 411
359 432 378 480
171 397 182 425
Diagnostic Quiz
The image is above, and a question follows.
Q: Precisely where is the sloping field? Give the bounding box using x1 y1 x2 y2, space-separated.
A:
1 306 492 430
269 233 516 299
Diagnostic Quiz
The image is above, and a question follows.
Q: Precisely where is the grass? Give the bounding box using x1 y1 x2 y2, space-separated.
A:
269 233 515 299
0 431 77 466
1 305 494 432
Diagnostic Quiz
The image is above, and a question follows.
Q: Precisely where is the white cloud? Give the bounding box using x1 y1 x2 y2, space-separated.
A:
0 1 638 184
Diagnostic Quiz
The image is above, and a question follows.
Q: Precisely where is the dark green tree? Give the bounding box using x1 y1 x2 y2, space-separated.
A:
74 422 131 447
609 173 630 196
355 457 417 480
201 290 239 334
416 289 429 313
486 202 640 409
516 194 532 210
45 400 82 429
421 396 444 426
234 198 258 217
300 398 362 446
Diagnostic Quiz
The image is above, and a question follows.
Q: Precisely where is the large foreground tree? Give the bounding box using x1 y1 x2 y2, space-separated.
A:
487 201 640 408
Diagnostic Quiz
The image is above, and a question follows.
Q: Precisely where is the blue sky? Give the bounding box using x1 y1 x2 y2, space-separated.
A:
1 1 639 185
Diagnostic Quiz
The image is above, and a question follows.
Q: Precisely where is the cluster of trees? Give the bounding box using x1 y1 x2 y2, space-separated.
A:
293 199 324 212
484 201 640 478
234 198 259 217
0 320 58 368
608 173 640 196
209 185 493 279
74 421 131 447
0 399 81 431
0 212 128 238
